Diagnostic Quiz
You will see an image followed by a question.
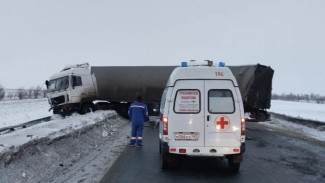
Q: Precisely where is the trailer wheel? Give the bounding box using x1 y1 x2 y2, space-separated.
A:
114 103 130 118
81 103 95 114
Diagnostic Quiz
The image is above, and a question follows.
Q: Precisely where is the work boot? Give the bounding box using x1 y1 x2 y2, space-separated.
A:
136 144 143 147
129 139 136 146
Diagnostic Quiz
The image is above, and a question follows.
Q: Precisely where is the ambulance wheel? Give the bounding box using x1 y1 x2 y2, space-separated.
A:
228 157 240 173
160 151 170 169
159 142 161 154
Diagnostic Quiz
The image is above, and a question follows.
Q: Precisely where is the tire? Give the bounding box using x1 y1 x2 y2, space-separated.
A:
160 142 170 169
53 108 59 115
81 103 95 114
160 151 170 170
114 103 130 118
228 156 241 173
159 141 161 154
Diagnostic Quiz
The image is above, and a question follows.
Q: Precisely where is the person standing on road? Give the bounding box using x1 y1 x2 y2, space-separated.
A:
128 96 149 147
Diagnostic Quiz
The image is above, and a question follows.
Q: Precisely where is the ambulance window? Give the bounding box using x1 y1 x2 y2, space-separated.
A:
160 88 168 112
208 90 235 113
174 89 200 114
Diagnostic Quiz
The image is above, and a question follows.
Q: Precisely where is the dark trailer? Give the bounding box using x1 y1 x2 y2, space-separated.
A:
91 64 274 121
229 64 274 121
91 66 176 116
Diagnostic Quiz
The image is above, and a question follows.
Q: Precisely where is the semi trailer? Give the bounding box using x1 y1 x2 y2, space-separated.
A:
229 64 274 121
45 62 273 121
45 63 175 117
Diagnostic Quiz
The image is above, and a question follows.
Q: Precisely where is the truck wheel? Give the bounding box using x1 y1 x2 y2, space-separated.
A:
228 156 241 173
81 104 95 114
53 108 59 115
114 103 129 118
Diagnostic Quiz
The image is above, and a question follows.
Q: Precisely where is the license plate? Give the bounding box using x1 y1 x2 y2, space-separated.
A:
174 132 198 141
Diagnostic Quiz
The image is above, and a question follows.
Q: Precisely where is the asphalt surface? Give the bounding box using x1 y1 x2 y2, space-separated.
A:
101 119 325 183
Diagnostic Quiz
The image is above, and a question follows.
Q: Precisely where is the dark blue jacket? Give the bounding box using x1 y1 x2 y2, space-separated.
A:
128 101 149 124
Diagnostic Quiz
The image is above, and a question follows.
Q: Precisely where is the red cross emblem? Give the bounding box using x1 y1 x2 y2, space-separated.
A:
215 116 230 130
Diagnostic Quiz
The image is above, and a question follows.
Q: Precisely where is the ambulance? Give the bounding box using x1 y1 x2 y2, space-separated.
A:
159 60 246 172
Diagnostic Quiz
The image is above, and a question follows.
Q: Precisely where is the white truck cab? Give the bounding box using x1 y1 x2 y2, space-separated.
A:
159 61 246 172
46 63 98 115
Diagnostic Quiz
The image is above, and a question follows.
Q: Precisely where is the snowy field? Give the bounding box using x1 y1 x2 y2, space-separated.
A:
269 100 325 123
0 98 51 129
260 100 325 142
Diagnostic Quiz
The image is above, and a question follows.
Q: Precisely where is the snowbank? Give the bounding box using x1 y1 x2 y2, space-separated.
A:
0 110 116 155
0 110 131 183
261 100 325 143
261 118 325 142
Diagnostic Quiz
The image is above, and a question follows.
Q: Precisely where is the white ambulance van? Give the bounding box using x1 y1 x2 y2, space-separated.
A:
159 61 246 172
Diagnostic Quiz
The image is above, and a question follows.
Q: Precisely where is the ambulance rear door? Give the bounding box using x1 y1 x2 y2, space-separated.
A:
204 80 241 147
168 80 205 147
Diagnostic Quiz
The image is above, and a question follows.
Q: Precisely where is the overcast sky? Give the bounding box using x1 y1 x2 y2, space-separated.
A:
0 0 324 95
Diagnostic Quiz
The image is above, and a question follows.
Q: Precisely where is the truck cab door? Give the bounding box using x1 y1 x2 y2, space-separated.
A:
70 75 83 103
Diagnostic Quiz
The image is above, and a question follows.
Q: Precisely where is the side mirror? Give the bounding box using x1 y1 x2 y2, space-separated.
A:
45 80 49 89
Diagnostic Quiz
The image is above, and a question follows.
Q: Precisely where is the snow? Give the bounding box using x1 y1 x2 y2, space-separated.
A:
0 98 52 129
262 118 325 142
0 98 324 182
257 100 325 142
0 110 116 154
269 100 325 123
0 109 131 183
0 98 131 182
0 99 324 155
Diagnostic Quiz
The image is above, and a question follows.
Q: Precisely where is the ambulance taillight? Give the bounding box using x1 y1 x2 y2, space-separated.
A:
241 117 246 135
163 117 168 135
160 113 168 135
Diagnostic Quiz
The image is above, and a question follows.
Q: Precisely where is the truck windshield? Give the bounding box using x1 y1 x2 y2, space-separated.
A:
47 76 69 92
